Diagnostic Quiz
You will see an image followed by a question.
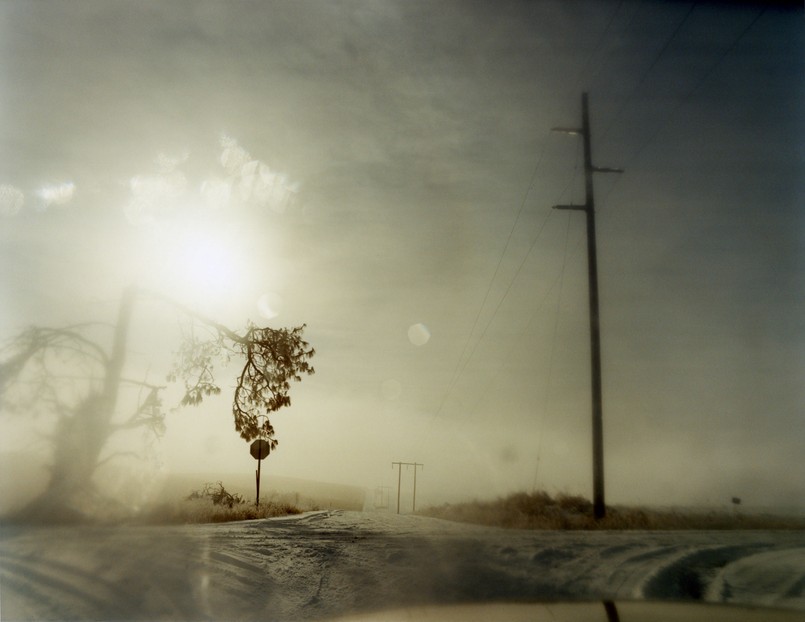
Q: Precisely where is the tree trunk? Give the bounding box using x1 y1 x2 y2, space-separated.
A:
15 287 137 523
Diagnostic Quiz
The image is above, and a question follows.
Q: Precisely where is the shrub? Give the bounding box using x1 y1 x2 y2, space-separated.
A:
556 493 592 514
187 482 245 508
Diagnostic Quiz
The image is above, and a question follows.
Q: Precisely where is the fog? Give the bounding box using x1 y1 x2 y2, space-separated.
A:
1 0 803 519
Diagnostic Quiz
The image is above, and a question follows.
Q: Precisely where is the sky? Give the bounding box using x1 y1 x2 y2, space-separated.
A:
1 0 803 513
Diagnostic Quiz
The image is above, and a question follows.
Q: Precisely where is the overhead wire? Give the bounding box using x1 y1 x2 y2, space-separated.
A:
463 140 584 422
428 134 552 423
457 142 583 398
426 0 629 426
621 7 766 169
521 2 700 492
571 0 626 93
424 0 771 485
596 5 767 217
532 206 573 492
599 1 698 143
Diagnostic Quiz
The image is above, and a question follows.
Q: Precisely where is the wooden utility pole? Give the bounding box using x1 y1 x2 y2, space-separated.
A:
552 92 622 520
374 485 391 509
391 461 424 514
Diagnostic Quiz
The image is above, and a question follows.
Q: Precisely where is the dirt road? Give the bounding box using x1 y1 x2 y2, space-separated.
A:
1 511 803 620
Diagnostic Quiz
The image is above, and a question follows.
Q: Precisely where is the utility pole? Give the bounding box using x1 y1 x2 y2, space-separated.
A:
391 461 424 514
552 92 622 520
374 485 391 509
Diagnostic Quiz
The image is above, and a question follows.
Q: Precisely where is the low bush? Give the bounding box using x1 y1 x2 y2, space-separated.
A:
187 481 245 508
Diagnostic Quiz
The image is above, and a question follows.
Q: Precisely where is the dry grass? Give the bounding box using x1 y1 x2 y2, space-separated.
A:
420 491 805 530
137 497 303 524
154 473 366 512
132 483 304 524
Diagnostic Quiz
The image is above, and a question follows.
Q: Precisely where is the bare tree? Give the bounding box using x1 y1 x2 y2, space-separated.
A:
0 286 315 522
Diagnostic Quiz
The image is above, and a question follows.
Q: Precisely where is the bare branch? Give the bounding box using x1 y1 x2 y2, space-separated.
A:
112 387 166 436
119 377 166 390
139 288 246 343
96 451 142 469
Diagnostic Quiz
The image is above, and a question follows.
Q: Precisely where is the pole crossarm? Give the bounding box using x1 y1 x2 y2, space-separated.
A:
551 126 583 135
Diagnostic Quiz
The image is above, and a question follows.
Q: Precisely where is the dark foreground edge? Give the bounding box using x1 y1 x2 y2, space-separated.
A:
329 600 802 621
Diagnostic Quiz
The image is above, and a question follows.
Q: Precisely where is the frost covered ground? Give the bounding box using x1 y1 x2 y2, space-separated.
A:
1 510 804 620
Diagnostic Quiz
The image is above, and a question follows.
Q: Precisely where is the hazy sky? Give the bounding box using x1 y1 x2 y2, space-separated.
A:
1 0 803 512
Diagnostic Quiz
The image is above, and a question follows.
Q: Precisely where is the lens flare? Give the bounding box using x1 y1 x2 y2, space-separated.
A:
36 181 75 209
219 135 298 213
126 172 187 226
407 323 431 346
0 184 25 216
257 292 283 320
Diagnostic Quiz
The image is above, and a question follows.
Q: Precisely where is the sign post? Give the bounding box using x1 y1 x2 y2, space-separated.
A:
250 439 271 507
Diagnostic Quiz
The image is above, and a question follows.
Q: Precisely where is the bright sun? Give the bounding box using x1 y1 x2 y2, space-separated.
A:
138 221 251 315
172 229 236 294
122 138 295 318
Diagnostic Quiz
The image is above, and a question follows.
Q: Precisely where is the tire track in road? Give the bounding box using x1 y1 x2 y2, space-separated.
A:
705 546 805 610
641 544 772 601
0 557 117 620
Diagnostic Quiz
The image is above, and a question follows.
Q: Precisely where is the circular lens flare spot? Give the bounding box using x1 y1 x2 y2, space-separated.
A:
408 323 431 346
257 292 283 320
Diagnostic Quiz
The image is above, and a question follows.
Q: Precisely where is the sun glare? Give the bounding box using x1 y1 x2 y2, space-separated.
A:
134 219 251 315
119 138 297 318
172 229 236 294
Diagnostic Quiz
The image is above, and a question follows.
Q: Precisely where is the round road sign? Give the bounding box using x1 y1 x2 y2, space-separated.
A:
250 439 271 460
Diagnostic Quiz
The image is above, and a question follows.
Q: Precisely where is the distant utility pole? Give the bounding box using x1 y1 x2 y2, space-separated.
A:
391 461 424 514
374 485 391 509
551 92 623 520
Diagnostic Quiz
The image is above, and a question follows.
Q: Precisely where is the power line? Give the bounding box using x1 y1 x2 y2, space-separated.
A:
429 135 551 421
532 209 573 493
424 1 757 456
427 3 631 427
465 227 573 422
600 1 698 143
453 143 583 387
622 7 766 168
571 0 627 92
429 140 582 427
596 6 766 219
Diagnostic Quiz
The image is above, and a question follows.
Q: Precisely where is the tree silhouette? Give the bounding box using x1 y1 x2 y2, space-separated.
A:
0 286 315 522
